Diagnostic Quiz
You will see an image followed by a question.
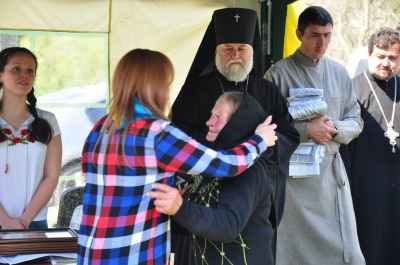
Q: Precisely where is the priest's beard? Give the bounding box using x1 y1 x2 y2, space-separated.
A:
215 53 253 82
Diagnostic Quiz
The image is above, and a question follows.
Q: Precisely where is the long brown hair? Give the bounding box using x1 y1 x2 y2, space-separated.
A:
98 49 174 155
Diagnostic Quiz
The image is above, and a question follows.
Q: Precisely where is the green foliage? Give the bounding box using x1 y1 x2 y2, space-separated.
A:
20 34 106 97
306 0 400 66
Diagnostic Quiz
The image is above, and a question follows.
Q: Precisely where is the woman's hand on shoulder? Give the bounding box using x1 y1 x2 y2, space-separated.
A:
146 183 183 215
255 115 278 147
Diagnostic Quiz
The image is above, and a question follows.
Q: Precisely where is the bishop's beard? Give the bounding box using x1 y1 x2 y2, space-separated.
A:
215 54 253 82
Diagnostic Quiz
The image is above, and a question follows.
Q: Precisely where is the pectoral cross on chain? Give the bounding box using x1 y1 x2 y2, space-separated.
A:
234 14 240 22
384 122 399 153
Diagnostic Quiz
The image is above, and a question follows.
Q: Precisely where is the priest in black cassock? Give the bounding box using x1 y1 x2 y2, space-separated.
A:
346 27 400 265
170 7 300 259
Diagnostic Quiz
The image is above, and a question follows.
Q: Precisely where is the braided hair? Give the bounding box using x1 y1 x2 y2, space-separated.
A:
0 47 53 144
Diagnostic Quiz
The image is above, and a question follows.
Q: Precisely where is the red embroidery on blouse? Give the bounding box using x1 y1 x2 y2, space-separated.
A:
1 128 36 146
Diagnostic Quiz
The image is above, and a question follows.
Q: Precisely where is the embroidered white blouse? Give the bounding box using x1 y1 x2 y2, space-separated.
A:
0 109 61 221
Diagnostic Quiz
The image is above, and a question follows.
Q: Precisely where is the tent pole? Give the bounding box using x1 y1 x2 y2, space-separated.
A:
259 0 271 74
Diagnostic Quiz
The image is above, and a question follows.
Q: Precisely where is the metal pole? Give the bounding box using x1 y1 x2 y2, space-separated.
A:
258 0 272 73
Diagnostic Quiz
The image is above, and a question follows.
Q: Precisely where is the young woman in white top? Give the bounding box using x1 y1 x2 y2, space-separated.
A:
0 47 62 229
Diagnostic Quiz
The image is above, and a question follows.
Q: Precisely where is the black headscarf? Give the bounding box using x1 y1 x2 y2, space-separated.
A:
176 92 269 182
211 92 267 150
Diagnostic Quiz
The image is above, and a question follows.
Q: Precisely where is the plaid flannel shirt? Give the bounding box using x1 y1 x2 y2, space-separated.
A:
77 115 265 265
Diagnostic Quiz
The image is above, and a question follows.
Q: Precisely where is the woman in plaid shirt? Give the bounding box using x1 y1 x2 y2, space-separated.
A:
77 49 277 265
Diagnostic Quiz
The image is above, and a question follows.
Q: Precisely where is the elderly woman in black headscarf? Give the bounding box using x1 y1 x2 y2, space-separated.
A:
149 92 276 265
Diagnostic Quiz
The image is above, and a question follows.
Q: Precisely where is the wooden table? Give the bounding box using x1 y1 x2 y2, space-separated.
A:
0 256 51 264
0 256 77 264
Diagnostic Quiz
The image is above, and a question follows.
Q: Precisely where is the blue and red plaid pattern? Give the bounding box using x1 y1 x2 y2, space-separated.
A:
77 117 266 265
